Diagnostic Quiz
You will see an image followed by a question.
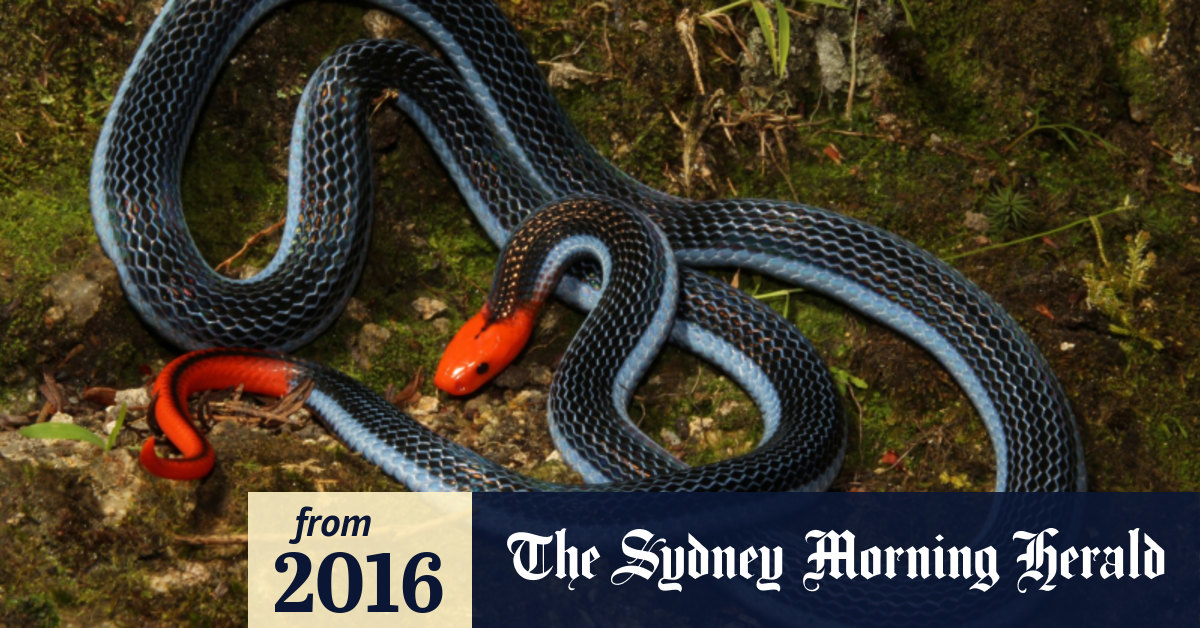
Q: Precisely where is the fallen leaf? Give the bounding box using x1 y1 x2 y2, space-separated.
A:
822 143 843 165
390 367 424 406
539 60 606 89
39 372 65 413
877 448 907 472
1182 182 1200 195
83 386 117 406
1035 304 1055 320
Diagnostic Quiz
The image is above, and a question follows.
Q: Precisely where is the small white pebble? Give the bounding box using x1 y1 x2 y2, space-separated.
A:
114 387 151 408
411 296 448 320
413 395 439 415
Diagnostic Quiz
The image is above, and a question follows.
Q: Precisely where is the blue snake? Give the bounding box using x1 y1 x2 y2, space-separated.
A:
90 0 1085 491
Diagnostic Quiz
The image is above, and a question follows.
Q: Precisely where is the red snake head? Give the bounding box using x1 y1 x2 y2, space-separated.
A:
435 305 536 396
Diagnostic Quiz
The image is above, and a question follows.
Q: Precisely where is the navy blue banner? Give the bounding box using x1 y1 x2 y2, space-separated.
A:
472 494 1198 626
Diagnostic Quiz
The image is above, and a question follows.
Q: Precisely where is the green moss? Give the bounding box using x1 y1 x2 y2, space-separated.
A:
0 0 132 369
2 594 60 628
0 177 92 277
0 461 245 625
0 175 94 371
3 16 1200 628
1119 49 1161 115
179 131 287 269
176 3 368 268
0 2 130 193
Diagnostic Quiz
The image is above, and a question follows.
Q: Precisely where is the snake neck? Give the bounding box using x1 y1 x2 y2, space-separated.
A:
437 196 678 404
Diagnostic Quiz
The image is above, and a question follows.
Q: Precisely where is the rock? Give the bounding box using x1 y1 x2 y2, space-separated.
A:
39 250 118 339
351 322 392 370
411 296 448 320
410 395 439 418
964 211 990 234
473 406 498 431
688 416 718 446
92 449 142 524
114 387 151 408
0 427 144 525
363 9 405 39
344 297 370 323
529 365 553 387
494 364 531 389
716 400 743 417
738 26 776 87
1129 100 1151 123
146 562 213 594
42 271 103 329
509 389 546 412
463 393 491 415
814 29 846 93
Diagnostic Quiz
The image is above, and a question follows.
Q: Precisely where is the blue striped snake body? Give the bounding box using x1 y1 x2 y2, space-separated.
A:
91 0 1084 491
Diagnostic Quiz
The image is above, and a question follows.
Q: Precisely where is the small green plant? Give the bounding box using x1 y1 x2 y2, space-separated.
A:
1082 202 1161 349
19 404 129 451
275 74 307 100
1003 108 1119 154
982 185 1034 232
829 365 868 396
943 198 1132 261
749 283 805 317
701 0 848 79
888 0 914 27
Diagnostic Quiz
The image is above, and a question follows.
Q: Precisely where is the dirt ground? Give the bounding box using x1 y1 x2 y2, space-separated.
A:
1 0 1198 623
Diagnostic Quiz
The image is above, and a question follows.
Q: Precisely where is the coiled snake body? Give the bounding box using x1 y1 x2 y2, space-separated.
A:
91 0 1085 491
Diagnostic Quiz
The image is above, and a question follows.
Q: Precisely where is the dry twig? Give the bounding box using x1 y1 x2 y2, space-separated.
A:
214 218 285 276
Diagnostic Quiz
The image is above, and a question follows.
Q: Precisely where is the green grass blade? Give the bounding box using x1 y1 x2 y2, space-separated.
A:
1052 125 1079 151
705 0 752 16
943 203 1131 261
105 404 128 451
20 422 106 448
752 287 805 300
776 0 791 76
804 0 849 8
751 0 778 74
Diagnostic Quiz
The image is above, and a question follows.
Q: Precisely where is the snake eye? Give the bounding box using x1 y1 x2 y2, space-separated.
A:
476 362 490 375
